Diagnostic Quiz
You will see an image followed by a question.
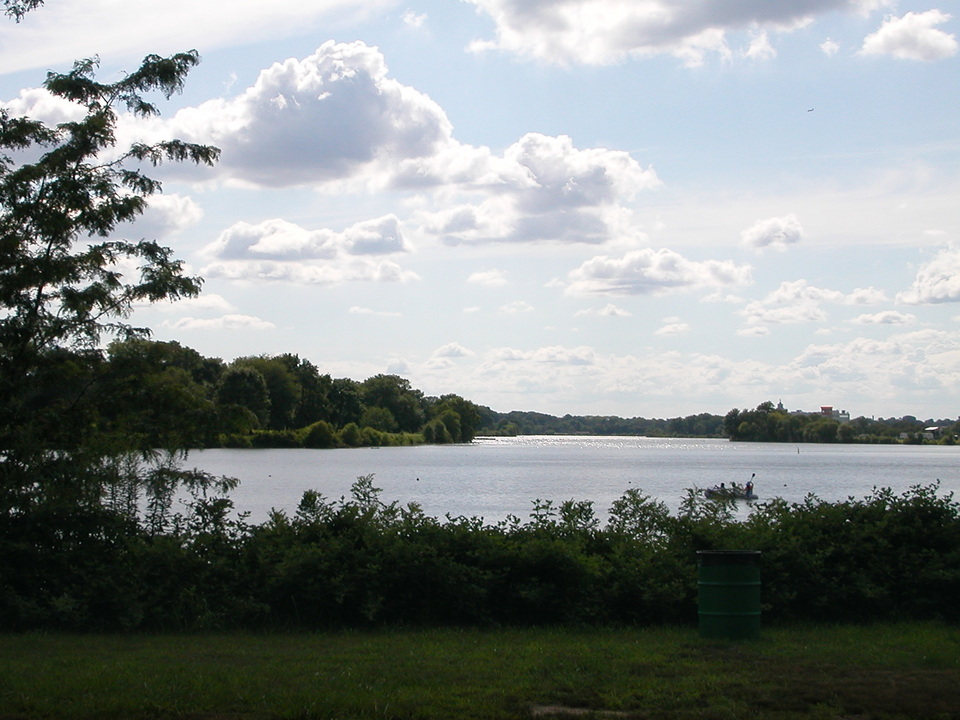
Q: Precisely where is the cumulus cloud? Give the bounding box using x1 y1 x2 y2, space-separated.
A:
655 318 691 336
0 0 397 75
565 248 752 297
148 294 237 313
124 194 204 240
820 37 841 55
152 42 657 247
414 324 959 417
464 0 880 66
433 342 474 358
852 310 916 325
0 86 84 125
743 30 777 60
575 304 633 318
167 41 459 188
422 133 660 246
740 213 804 252
500 300 535 314
205 216 409 260
846 287 888 305
791 329 960 398
349 306 402 317
161 314 276 331
200 215 418 285
898 247 960 303
860 10 958 61
741 279 885 329
468 269 508 286
489 345 597 366
402 10 427 29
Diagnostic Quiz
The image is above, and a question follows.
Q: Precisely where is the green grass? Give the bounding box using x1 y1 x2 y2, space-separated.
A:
1 623 958 719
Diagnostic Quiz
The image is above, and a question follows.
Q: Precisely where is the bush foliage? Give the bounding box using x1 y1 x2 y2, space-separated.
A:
2 475 957 631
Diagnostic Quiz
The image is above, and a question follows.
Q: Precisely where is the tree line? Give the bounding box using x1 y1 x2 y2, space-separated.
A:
40 338 484 450
724 402 960 445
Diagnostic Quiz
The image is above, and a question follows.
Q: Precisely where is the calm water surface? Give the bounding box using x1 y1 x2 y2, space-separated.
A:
187 436 960 524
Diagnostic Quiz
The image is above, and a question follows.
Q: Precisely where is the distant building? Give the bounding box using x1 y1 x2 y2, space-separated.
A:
775 401 850 422
820 406 850 423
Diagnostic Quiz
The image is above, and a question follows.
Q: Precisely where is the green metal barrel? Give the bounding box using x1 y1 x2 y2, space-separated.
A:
697 550 761 640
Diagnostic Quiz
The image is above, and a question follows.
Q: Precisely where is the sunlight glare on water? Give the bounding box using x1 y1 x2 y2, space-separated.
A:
186 436 960 524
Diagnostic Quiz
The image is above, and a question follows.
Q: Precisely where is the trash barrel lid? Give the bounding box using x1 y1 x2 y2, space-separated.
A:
697 550 761 566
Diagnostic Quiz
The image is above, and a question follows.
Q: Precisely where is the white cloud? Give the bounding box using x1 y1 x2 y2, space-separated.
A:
168 41 458 188
743 30 777 60
575 304 633 318
423 133 659 246
199 215 418 285
151 43 657 249
740 213 804 252
852 310 916 325
655 318 690 336
419 327 958 417
0 0 397 75
349 306 402 317
402 10 427 29
0 86 84 124
464 0 878 67
148 294 237 313
897 247 960 304
565 248 752 297
500 300 535 314
433 342 474 358
162 314 276 331
820 37 841 55
860 10 958 61
741 279 887 329
386 357 413 375
125 194 204 240
208 259 417 285
846 287 888 305
468 269 508 287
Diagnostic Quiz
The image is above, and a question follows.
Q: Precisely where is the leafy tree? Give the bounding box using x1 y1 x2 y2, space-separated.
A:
284 356 332 428
329 377 363 428
2 0 43 22
422 418 453 444
339 422 363 447
1 51 219 512
215 366 271 429
235 356 300 430
99 346 217 450
361 374 424 433
429 394 482 442
301 420 338 449
1 52 218 453
0 44 229 628
360 405 399 433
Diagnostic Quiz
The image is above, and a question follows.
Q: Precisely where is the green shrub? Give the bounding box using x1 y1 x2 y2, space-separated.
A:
300 420 339 449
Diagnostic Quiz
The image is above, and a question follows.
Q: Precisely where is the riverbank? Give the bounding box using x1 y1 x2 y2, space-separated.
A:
1 622 957 719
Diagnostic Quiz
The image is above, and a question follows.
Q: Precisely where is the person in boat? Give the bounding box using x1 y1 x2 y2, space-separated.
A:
745 473 755 497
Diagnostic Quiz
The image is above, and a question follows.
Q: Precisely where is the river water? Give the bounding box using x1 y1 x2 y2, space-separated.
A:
184 436 960 525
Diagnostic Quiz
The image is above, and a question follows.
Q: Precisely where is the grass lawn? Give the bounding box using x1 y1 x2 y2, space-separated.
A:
1 622 958 719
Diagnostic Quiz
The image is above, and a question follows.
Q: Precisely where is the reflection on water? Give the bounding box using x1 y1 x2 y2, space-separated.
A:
186 436 960 525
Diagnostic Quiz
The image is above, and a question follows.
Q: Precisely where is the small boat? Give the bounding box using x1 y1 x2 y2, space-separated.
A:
704 486 757 501
705 474 757 501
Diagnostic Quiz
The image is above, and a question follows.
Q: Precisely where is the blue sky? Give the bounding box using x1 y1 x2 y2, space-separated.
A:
2 0 958 420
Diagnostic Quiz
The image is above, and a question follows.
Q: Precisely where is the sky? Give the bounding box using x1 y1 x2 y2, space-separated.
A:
1 0 959 421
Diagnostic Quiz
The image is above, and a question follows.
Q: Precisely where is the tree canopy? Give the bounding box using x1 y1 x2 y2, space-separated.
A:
0 52 219 458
